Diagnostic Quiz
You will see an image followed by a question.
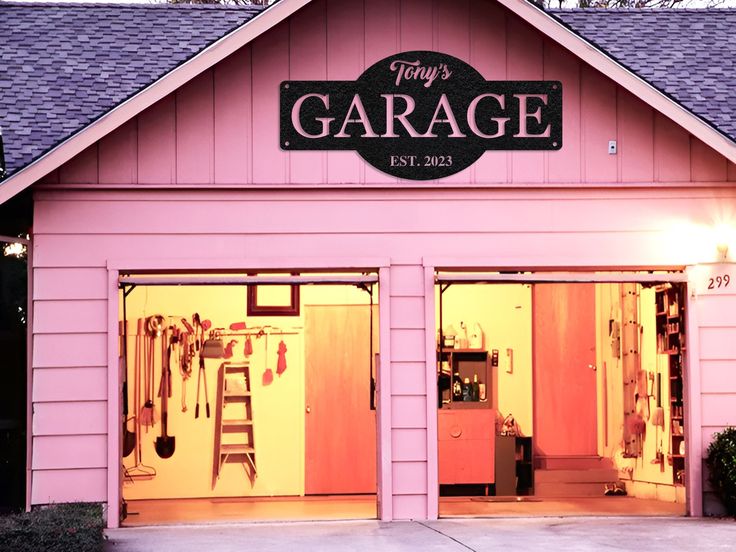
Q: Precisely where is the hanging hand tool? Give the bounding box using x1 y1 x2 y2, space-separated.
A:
178 331 192 412
154 329 176 459
121 312 136 457
195 351 211 419
140 315 164 428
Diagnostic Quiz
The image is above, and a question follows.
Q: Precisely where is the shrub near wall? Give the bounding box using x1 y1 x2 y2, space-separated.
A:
0 503 105 552
706 427 736 516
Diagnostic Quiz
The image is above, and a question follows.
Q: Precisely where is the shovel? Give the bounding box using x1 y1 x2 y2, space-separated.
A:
155 332 176 459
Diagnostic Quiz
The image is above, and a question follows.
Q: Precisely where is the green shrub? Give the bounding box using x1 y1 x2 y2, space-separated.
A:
0 502 105 552
706 427 736 516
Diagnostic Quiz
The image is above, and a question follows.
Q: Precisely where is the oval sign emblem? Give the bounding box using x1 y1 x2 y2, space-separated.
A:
281 51 562 181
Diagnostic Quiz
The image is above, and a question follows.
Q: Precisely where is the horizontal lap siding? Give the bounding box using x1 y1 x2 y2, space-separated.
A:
34 268 108 300
31 264 111 503
389 261 428 518
33 402 107 436
696 292 736 515
32 435 107 470
34 196 733 235
32 469 107 504
33 367 107 403
30 229 719 270
51 0 733 188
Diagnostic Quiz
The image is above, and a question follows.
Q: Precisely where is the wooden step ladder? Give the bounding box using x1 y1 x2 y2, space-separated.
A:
212 362 257 488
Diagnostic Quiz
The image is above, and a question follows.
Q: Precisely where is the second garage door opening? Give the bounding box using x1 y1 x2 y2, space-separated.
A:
436 278 688 517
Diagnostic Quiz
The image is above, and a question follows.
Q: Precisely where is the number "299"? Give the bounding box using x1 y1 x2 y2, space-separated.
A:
708 274 731 289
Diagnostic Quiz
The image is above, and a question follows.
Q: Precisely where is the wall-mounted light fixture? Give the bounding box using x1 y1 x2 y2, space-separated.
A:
714 223 734 262
717 242 729 261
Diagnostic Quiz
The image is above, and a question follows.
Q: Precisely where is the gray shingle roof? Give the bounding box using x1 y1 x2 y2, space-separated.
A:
0 2 265 178
0 3 734 181
550 8 736 145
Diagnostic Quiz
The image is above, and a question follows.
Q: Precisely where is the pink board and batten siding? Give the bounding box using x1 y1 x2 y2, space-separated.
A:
40 0 736 188
30 0 736 522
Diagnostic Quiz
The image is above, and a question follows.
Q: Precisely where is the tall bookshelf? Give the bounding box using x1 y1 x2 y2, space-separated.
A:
654 284 686 486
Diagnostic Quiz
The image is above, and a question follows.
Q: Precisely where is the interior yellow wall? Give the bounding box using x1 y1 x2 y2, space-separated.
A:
121 283 373 500
436 284 533 436
595 284 676 498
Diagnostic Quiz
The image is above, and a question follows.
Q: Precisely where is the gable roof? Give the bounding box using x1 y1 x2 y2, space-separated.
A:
0 0 734 203
0 2 265 178
551 8 736 148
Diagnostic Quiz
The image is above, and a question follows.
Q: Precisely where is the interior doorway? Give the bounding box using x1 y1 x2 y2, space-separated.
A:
118 272 379 526
435 275 689 518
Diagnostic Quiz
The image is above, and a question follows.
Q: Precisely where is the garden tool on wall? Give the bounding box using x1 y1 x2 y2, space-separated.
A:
124 318 157 480
140 315 164 428
276 340 287 376
120 301 136 457
634 368 650 422
229 321 253 356
195 350 211 418
262 331 273 386
224 340 237 359
178 329 193 412
192 313 203 352
202 329 225 359
157 326 173 401
154 329 176 459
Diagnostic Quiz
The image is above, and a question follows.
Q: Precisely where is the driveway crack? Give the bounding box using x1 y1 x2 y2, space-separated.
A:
415 521 478 552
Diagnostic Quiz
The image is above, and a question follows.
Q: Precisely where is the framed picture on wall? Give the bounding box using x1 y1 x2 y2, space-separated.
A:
247 281 300 316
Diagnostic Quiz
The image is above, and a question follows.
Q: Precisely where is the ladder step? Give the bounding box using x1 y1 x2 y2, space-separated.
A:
221 444 255 455
222 419 253 428
224 390 251 397
225 363 250 373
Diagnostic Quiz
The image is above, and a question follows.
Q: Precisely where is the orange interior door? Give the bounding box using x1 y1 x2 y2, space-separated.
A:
532 283 597 458
305 305 377 495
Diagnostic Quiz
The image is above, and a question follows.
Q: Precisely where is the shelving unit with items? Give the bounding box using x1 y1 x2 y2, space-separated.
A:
437 349 492 410
654 284 686 486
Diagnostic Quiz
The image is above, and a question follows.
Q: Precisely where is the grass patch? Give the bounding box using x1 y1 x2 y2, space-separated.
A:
0 502 106 552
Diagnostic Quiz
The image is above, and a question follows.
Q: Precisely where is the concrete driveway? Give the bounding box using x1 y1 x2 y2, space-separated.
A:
107 516 736 551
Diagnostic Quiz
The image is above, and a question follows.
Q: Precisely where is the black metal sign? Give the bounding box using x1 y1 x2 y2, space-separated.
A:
281 51 562 181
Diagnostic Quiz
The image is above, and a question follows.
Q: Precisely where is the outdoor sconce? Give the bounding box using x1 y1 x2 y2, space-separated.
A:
714 223 733 262
717 242 729 261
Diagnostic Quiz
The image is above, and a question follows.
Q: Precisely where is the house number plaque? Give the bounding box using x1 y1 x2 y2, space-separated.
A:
280 51 562 180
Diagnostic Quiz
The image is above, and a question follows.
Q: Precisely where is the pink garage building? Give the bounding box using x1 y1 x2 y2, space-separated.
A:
1 0 736 528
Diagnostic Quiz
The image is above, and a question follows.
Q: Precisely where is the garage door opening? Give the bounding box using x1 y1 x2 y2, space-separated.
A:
117 272 379 526
435 275 688 518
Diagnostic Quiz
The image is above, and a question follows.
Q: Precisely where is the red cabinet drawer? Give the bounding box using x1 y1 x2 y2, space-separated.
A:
438 409 495 484
438 409 495 441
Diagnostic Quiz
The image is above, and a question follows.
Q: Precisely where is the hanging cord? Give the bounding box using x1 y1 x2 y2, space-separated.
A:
356 282 376 410
369 284 375 410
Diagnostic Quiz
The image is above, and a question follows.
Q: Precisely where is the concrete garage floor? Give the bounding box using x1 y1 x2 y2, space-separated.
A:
107 517 736 552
